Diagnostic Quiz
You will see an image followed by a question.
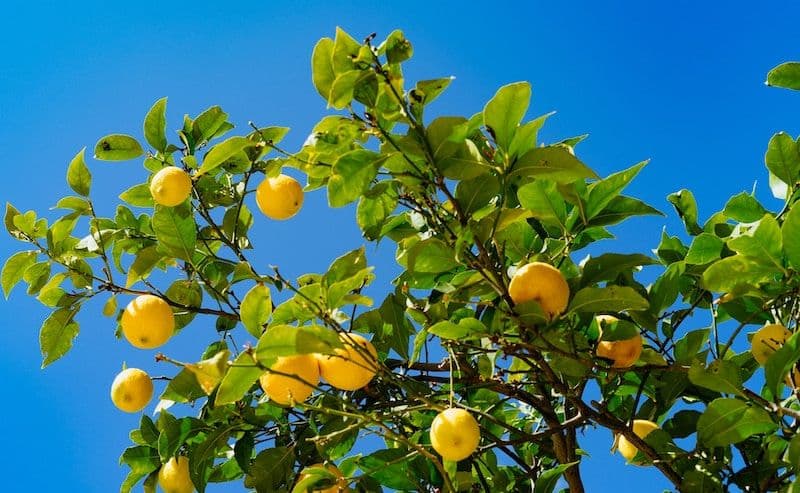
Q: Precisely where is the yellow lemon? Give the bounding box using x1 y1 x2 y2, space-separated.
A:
255 174 304 220
296 463 350 493
317 333 378 391
260 354 320 406
430 408 480 462
751 323 792 365
508 262 569 319
110 368 153 413
595 315 643 368
158 456 194 493
121 294 175 349
617 419 659 462
150 166 192 207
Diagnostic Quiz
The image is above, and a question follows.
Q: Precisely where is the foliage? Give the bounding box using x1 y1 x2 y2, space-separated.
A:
6 27 800 492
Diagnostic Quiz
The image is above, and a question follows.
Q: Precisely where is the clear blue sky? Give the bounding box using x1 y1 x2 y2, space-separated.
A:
2 1 799 491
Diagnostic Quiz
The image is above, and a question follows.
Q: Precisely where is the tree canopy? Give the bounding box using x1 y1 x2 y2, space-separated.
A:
6 28 800 492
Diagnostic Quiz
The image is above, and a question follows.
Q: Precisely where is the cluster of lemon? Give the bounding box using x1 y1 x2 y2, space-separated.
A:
109 167 305 493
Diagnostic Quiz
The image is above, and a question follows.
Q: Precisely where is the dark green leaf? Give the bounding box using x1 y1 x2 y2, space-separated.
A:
585 161 647 219
192 106 228 144
765 331 800 396
94 134 144 161
688 360 743 397
244 446 295 493
782 205 800 270
358 448 418 490
580 253 657 287
649 261 685 316
534 461 579 493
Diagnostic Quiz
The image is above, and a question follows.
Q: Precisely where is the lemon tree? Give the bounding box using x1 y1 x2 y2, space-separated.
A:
7 27 800 492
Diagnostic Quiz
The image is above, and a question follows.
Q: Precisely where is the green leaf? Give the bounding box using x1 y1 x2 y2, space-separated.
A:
585 161 647 220
580 253 657 287
119 183 154 208
688 360 743 397
2 250 37 298
311 37 335 100
765 132 800 186
701 255 781 293
153 203 197 262
126 245 162 288
215 351 264 406
94 134 144 161
782 206 800 270
508 112 553 158
667 189 702 235
483 82 531 150
325 246 368 284
161 368 205 403
192 106 228 144
511 146 599 183
157 414 205 463
328 149 380 207
384 29 413 64
407 238 459 273
244 446 295 493
358 448 418 490
331 27 360 74
723 192 768 223
328 69 362 110
587 195 662 227
240 284 272 338
119 446 160 493
568 285 649 313
765 331 800 396
680 469 723 493
697 398 776 448
428 318 486 340
357 183 398 240
767 62 800 90
255 324 342 362
66 148 92 196
196 136 252 176
166 280 203 331
727 214 784 271
674 328 710 364
185 350 229 395
24 261 50 295
534 461 579 493
517 179 567 229
144 97 168 152
40 307 79 368
685 233 724 265
649 261 685 316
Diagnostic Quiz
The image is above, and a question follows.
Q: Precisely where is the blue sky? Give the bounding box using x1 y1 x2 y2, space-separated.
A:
2 1 800 491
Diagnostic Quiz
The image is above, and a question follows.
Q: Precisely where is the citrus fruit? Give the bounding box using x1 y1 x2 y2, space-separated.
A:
255 174 304 220
150 166 192 207
430 408 480 462
110 368 153 413
260 354 320 406
595 315 643 368
317 333 378 391
751 323 792 365
296 463 350 493
121 294 175 349
158 456 194 493
617 419 659 462
508 262 569 319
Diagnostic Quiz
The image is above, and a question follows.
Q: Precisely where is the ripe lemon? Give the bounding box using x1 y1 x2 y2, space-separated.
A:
110 368 153 413
260 354 320 406
158 456 194 493
617 419 659 462
150 166 192 207
296 463 350 493
595 315 643 368
508 262 569 319
255 174 304 220
751 323 792 365
430 408 480 462
121 294 175 349
317 333 378 391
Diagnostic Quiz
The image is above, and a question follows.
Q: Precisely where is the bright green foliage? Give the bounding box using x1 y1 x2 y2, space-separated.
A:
7 28 800 493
